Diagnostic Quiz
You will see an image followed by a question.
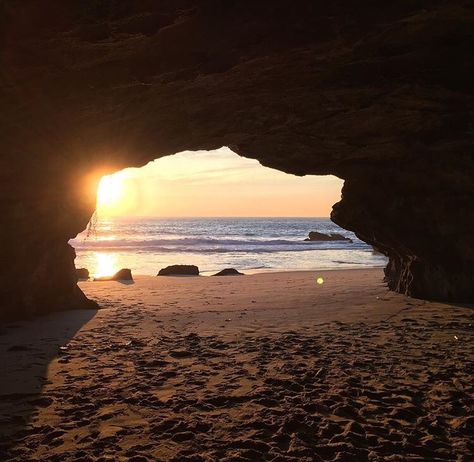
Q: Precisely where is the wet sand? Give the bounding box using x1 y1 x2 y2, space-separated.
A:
1 269 473 461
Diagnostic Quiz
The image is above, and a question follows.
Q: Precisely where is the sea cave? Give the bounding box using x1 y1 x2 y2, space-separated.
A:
1 2 474 461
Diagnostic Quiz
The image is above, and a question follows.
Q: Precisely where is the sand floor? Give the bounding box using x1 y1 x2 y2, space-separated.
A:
0 269 472 461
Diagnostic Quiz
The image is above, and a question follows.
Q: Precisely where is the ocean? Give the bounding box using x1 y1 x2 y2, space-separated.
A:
71 217 387 278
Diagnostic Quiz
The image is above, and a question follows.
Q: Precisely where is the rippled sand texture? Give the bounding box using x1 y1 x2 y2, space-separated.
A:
1 270 472 461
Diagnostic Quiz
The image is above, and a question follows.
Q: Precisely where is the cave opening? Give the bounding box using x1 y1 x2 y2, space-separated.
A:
71 147 387 280
2 3 474 458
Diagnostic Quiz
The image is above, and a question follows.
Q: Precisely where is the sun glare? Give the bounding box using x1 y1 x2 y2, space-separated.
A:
96 173 126 215
97 175 122 209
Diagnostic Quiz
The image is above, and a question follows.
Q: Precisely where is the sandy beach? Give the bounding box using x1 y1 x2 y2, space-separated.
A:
1 268 472 461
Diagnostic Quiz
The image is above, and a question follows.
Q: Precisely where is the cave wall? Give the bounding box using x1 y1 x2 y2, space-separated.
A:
1 0 473 317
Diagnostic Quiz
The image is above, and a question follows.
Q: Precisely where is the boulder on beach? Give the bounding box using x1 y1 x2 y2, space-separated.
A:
305 231 352 243
158 265 199 276
212 268 244 276
76 268 89 280
94 268 133 281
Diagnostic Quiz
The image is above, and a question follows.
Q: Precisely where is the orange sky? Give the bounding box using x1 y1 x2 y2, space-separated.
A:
96 147 343 217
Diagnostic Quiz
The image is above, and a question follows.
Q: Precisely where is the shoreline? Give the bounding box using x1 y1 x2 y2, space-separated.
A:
79 264 388 279
196 264 387 276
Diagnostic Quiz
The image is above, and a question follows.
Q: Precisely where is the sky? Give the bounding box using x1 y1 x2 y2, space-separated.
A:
96 147 343 217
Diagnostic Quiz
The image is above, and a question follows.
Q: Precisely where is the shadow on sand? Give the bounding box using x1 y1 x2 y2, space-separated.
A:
0 308 97 449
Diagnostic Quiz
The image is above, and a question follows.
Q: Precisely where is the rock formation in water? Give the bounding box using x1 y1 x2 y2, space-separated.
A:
213 268 244 276
305 232 352 243
0 1 473 317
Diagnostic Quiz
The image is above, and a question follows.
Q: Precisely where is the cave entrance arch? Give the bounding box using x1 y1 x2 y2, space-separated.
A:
71 147 384 281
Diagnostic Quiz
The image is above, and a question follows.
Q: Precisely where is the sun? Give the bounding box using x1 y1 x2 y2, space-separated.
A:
94 169 140 216
96 174 125 215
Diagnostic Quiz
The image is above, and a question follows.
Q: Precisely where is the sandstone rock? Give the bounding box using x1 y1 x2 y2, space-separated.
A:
94 269 133 282
76 268 89 280
1 1 473 317
212 268 244 276
305 231 352 242
158 265 199 276
371 246 385 256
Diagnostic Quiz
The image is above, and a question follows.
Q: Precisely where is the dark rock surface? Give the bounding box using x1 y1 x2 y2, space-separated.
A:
0 1 473 316
305 232 352 243
94 268 133 282
76 268 89 280
158 265 200 276
213 268 244 276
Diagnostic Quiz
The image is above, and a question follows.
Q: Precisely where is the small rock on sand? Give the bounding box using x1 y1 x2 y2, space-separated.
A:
76 268 89 280
94 268 133 281
157 265 199 276
212 268 244 276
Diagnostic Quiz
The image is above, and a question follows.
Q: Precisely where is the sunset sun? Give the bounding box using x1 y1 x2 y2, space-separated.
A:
96 173 127 215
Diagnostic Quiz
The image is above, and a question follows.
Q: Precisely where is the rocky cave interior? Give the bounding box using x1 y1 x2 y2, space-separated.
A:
0 0 473 319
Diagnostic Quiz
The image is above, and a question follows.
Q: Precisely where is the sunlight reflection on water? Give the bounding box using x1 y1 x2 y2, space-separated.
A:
94 252 117 277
